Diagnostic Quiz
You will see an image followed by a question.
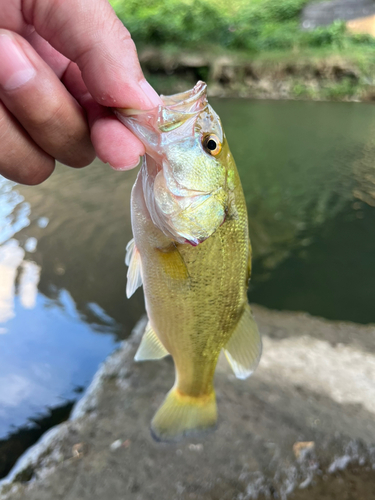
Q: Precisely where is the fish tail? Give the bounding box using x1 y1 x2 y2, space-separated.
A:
151 387 217 442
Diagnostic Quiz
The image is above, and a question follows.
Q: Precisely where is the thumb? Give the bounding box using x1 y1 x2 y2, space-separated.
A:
22 0 161 109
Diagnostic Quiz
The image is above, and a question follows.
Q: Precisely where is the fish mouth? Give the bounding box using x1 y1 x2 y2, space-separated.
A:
117 81 207 116
115 81 209 141
158 81 208 132
160 81 207 107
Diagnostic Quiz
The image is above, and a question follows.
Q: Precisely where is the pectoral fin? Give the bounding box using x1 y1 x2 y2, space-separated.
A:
125 238 143 298
223 304 262 380
134 321 169 361
157 244 189 281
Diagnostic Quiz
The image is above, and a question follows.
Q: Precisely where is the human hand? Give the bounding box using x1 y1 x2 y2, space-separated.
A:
0 0 161 185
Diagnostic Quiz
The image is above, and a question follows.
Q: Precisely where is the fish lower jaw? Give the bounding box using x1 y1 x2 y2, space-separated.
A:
178 220 225 246
183 237 204 247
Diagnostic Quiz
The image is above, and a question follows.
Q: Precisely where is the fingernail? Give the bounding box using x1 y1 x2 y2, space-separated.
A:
109 157 141 171
0 34 36 90
139 79 162 108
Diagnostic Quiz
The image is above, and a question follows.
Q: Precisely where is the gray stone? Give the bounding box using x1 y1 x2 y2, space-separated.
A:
1 306 375 499
301 0 375 29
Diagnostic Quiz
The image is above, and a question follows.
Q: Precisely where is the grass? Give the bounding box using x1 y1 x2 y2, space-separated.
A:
110 0 375 53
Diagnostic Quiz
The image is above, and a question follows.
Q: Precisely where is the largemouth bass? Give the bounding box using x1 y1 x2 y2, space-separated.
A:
116 82 261 441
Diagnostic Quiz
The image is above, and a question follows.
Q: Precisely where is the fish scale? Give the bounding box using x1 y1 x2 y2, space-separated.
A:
116 82 262 441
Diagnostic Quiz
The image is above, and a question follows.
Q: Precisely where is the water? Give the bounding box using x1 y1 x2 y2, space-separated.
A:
212 99 375 323
1 99 375 477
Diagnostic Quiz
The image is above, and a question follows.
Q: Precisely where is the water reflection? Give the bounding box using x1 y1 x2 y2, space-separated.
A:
0 166 126 473
353 140 375 208
19 261 40 310
0 241 25 325
0 241 40 325
0 288 118 439
14 160 143 332
0 177 30 245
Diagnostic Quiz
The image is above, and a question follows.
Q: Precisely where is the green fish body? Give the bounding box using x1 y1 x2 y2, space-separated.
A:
116 82 261 441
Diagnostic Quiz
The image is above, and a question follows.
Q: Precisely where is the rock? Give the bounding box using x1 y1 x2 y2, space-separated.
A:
1 307 375 499
301 0 375 30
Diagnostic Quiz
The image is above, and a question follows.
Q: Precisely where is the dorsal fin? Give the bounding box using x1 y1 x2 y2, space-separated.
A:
125 238 143 298
135 321 169 361
223 304 262 380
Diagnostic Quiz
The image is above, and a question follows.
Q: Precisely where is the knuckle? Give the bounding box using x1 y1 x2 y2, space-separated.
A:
0 161 53 186
28 99 66 131
68 151 96 169
24 167 54 185
0 101 55 185
25 99 92 158
17 153 55 185
0 144 54 186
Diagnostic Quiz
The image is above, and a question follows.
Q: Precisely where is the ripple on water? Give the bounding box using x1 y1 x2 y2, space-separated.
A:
0 177 30 245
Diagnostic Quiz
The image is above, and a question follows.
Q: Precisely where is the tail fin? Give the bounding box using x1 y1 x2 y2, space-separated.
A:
151 387 217 442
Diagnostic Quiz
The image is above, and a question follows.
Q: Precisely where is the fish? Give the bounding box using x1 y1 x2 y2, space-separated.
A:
115 81 261 442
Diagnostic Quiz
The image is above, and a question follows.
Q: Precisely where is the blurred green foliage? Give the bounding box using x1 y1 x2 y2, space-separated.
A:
110 0 375 53
323 77 358 99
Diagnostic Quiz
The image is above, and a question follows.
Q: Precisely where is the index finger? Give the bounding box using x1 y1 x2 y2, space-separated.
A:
22 0 161 109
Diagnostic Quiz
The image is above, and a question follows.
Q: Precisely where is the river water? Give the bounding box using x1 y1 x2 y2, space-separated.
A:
1 99 375 477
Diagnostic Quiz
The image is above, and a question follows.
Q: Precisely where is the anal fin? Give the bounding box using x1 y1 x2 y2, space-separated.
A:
135 321 169 361
125 238 142 298
223 304 262 380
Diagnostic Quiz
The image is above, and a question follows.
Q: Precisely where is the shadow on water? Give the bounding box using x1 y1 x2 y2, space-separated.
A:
2 99 375 478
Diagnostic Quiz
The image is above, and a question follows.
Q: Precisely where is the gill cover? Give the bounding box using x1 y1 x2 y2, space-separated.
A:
116 82 229 245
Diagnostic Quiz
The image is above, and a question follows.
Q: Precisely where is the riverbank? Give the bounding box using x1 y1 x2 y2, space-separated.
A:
1 305 375 500
109 0 375 101
140 47 375 101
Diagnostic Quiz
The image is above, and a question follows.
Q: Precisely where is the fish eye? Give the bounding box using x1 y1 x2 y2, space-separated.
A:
202 134 222 156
